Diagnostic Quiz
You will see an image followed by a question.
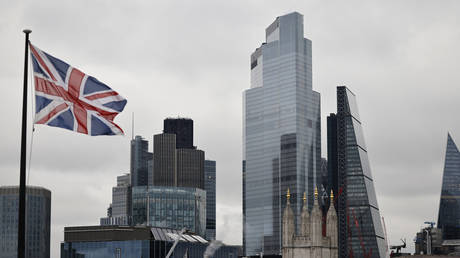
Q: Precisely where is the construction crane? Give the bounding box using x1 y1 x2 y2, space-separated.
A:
389 239 407 257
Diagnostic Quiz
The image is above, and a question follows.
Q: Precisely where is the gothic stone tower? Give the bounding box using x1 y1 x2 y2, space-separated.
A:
282 189 338 258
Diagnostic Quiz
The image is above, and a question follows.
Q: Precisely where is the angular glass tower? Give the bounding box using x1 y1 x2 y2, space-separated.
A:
243 12 321 256
437 133 460 240
334 86 386 258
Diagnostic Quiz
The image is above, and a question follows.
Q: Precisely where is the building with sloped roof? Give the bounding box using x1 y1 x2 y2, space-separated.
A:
61 225 241 258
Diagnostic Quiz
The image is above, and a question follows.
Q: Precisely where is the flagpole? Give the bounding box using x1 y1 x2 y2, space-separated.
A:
18 29 31 258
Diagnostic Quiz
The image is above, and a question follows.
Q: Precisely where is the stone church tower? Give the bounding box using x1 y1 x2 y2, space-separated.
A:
282 188 338 258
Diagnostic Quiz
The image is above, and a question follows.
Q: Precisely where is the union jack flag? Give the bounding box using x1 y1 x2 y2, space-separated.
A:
30 43 127 135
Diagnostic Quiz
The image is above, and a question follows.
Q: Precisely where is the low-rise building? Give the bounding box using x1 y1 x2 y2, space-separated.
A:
60 225 241 258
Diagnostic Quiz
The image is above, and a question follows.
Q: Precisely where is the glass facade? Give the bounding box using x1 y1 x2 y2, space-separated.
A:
61 240 151 258
335 86 386 258
61 240 241 258
243 12 321 256
204 160 216 240
132 186 206 236
100 173 132 226
0 186 51 258
131 135 153 187
437 133 460 239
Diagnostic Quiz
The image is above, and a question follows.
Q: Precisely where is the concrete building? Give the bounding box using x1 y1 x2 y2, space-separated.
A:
0 186 51 258
243 12 321 256
282 189 337 258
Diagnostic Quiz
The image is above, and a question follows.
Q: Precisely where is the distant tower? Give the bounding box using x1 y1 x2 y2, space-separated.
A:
100 173 132 226
153 118 204 189
164 118 194 149
437 133 460 239
131 135 153 187
0 186 51 258
330 86 387 258
204 160 217 240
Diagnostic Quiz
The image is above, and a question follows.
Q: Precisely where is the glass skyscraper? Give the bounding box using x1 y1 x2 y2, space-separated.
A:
204 160 216 240
437 133 460 240
333 86 387 258
0 186 51 258
243 12 321 256
131 135 153 187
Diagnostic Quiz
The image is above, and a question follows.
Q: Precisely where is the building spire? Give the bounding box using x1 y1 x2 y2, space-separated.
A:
303 191 307 204
287 188 291 203
330 189 334 202
314 187 318 200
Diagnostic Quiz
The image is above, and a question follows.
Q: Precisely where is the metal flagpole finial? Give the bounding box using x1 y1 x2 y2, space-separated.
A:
23 29 32 34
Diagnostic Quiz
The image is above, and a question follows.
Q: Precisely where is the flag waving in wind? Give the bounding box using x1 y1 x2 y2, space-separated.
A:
30 43 127 135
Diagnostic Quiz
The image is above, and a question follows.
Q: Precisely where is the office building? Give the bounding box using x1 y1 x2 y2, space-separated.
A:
132 186 206 236
437 133 460 240
204 160 216 240
0 186 51 258
61 225 242 258
177 149 204 189
164 118 194 149
100 173 132 226
243 12 321 256
131 135 153 187
153 119 205 190
330 86 386 258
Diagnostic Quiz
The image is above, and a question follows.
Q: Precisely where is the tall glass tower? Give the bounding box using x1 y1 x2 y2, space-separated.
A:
131 135 152 187
243 12 321 256
437 133 460 239
334 86 387 258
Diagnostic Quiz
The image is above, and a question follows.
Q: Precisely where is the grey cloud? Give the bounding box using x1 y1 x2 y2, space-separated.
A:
1 1 460 257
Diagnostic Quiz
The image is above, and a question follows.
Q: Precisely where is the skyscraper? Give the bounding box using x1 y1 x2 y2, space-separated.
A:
243 12 321 256
0 186 51 258
164 118 194 149
437 133 460 240
153 118 204 190
153 133 177 186
330 86 386 258
204 160 216 240
131 135 153 187
100 173 132 226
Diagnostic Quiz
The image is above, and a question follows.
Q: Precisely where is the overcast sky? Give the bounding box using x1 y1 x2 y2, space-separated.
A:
1 0 460 257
